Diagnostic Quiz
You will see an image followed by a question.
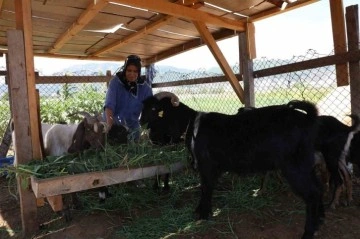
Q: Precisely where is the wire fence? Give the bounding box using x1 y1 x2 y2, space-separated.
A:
0 49 356 146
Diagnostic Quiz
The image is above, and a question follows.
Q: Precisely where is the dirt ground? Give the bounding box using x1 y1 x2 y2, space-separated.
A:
2 173 360 239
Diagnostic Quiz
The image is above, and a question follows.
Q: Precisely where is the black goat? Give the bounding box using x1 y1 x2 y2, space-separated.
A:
349 129 360 172
315 115 360 208
141 93 324 239
238 107 360 208
145 92 182 192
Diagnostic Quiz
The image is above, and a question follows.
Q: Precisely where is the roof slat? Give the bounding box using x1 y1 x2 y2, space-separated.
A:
47 0 108 53
109 0 246 32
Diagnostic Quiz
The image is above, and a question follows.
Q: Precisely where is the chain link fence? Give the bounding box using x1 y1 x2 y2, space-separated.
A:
153 49 354 124
0 48 357 144
254 49 352 124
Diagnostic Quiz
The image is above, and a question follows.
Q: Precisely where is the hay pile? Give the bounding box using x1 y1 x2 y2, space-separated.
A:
4 142 188 179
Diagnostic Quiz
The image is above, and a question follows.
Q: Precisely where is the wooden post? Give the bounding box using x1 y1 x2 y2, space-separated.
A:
106 70 112 88
239 22 255 107
7 30 39 238
329 0 350 86
36 89 46 207
14 0 42 159
346 5 360 118
7 0 43 236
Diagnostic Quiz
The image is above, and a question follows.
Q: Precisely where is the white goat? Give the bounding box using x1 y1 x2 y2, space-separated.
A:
41 123 79 156
42 112 107 156
11 112 107 161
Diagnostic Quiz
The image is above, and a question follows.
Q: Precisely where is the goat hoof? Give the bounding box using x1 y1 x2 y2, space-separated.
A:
329 201 339 210
314 230 321 237
162 185 170 193
152 184 160 191
72 201 83 210
318 217 325 226
39 223 48 230
342 200 353 207
63 208 72 222
194 211 210 221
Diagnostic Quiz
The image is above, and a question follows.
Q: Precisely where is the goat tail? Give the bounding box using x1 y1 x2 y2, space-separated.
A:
287 100 318 120
348 114 360 133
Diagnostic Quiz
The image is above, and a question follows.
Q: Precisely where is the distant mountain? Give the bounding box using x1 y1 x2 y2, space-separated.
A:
59 62 198 76
60 62 120 75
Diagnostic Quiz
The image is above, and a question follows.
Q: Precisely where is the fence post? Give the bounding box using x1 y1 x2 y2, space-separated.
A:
106 70 112 88
239 24 255 107
346 5 360 119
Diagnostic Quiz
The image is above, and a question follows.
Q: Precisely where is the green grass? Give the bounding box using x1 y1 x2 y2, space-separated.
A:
70 171 299 239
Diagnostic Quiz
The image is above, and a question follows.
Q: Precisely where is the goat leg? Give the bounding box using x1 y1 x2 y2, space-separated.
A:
196 172 217 220
254 172 270 196
338 160 353 206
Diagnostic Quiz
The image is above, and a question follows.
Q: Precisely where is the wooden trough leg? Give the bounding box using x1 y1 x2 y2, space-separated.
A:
46 195 63 212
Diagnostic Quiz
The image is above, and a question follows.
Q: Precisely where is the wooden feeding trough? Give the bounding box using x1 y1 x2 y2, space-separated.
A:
30 161 185 199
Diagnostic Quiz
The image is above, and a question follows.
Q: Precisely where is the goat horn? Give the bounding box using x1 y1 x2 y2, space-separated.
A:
154 91 180 107
69 111 98 124
94 122 99 133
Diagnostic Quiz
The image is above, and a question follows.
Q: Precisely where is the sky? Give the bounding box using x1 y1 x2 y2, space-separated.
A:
2 0 360 75
156 0 359 69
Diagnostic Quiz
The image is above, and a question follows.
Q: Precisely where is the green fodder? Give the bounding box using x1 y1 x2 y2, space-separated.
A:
2 142 188 179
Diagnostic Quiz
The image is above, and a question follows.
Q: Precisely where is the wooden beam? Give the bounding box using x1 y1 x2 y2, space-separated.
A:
0 0 4 12
91 15 175 56
346 5 360 116
48 0 108 53
249 0 320 22
329 0 349 86
35 53 125 61
152 49 360 88
146 28 236 65
35 75 112 84
91 1 204 57
254 49 360 78
31 162 185 198
193 21 244 103
109 0 246 32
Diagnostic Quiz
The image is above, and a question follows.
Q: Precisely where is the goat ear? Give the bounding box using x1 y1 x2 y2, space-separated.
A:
68 121 85 153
